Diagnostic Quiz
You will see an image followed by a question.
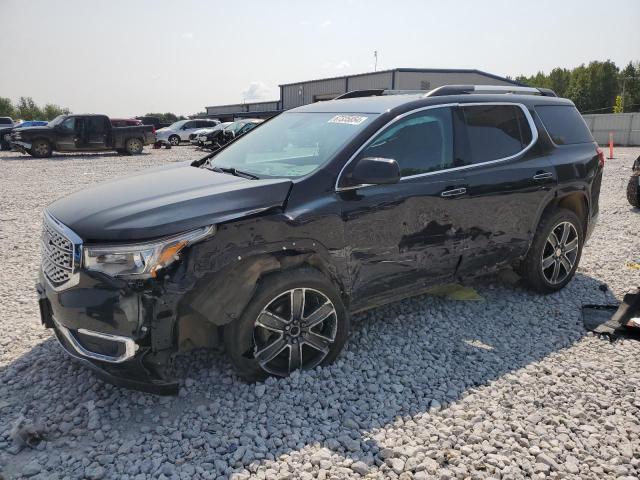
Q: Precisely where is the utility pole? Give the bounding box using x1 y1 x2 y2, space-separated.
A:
374 51 378 72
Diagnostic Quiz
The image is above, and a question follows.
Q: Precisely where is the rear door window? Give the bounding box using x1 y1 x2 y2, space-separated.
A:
535 105 593 145
87 117 107 133
461 104 533 164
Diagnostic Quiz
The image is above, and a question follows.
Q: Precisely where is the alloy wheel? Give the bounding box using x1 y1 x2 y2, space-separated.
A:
253 288 337 376
541 221 579 285
169 136 180 146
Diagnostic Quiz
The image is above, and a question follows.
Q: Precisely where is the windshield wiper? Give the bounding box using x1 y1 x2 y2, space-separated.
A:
208 165 259 180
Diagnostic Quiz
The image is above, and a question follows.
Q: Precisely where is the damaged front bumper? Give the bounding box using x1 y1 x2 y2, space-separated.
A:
11 140 32 153
36 274 179 395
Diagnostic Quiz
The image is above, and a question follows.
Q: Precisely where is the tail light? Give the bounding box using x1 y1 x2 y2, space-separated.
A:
596 146 605 168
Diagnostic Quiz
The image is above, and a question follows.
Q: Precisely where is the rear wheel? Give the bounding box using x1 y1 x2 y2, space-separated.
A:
627 176 640 208
30 139 52 158
519 209 583 293
168 135 180 146
224 268 349 382
125 137 144 155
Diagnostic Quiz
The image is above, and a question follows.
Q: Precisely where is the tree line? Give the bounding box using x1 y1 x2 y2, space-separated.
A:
513 60 640 114
0 96 70 120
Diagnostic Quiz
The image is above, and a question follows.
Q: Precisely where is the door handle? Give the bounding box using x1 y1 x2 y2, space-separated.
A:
533 172 553 180
441 187 467 198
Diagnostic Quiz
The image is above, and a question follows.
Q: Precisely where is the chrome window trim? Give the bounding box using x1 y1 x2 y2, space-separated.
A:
42 211 83 291
53 316 138 363
334 102 538 192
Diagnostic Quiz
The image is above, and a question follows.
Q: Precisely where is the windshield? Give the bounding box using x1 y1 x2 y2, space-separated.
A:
168 120 187 129
209 112 376 178
210 123 229 132
48 115 66 127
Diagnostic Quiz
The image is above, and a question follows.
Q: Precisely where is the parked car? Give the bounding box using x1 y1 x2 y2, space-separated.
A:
200 119 263 151
36 85 602 392
155 119 220 147
627 155 640 207
10 114 155 157
0 117 16 150
15 120 48 128
136 116 172 130
110 118 143 127
191 122 232 146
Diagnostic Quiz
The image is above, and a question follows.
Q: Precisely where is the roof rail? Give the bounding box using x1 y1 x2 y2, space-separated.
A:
334 89 427 100
425 85 557 97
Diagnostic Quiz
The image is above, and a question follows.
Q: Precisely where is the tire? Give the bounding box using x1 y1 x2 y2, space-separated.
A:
125 137 144 155
30 139 52 158
519 208 583 293
168 135 180 146
627 176 640 208
224 268 349 382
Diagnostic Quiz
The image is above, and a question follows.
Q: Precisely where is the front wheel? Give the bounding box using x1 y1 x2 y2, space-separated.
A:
224 268 349 382
519 209 583 293
30 139 52 158
168 135 180 146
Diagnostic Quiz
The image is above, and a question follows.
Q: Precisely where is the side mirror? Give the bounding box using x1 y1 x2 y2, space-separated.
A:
349 157 400 186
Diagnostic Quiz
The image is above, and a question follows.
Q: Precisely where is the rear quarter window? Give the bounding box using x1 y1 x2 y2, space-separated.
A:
535 105 593 145
461 104 533 164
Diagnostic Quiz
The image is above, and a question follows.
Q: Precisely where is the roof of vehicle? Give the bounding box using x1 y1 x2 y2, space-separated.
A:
293 91 574 115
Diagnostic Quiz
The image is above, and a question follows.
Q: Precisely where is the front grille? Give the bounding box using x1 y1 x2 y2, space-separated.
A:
42 216 76 287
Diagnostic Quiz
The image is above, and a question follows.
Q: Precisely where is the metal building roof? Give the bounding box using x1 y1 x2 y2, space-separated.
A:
278 68 520 87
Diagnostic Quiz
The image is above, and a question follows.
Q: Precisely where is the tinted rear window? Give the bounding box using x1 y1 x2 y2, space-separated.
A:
535 105 593 145
461 105 533 164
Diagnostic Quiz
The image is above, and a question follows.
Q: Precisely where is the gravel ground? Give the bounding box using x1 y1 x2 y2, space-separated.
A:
0 145 639 480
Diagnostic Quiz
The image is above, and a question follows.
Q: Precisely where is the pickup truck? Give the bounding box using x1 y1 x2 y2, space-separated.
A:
10 114 155 157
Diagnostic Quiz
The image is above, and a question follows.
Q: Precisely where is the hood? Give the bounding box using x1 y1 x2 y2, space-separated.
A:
47 163 293 242
12 126 52 135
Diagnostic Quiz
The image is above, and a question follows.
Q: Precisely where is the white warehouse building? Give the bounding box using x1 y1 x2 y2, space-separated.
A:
205 68 520 121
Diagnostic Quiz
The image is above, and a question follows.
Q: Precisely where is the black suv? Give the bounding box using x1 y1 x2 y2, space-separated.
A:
37 85 603 393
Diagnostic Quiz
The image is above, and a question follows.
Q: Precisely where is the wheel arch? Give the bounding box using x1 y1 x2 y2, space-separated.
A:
538 190 589 237
175 249 349 351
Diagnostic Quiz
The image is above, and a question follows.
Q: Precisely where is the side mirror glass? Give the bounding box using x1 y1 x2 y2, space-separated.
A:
349 157 400 186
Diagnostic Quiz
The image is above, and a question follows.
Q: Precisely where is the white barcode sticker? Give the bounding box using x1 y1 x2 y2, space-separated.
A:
328 115 368 125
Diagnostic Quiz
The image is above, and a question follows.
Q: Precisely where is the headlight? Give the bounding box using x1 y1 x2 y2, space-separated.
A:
83 226 215 279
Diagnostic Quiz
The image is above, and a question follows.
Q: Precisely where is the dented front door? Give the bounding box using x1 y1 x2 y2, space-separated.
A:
339 170 468 304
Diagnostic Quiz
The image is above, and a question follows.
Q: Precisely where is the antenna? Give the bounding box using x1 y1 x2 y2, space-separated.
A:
374 51 378 72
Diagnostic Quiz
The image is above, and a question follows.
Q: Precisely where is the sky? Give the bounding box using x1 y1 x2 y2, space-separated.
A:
1 0 638 118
